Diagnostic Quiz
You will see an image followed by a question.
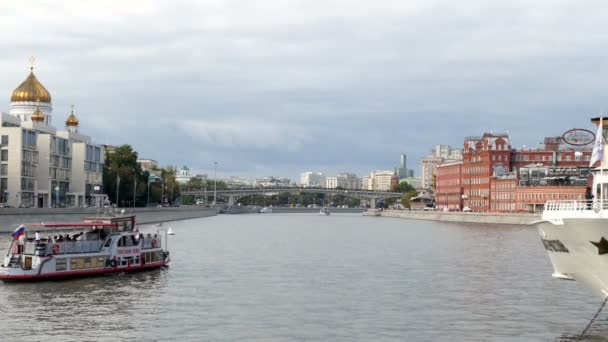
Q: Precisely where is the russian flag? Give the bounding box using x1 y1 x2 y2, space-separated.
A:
11 225 25 241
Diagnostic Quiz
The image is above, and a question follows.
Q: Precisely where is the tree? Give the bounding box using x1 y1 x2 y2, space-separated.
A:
103 145 146 207
396 181 416 193
400 190 419 209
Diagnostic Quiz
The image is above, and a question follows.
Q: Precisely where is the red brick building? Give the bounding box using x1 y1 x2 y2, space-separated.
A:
435 132 593 213
489 177 517 212
462 133 511 212
515 186 586 212
435 160 462 211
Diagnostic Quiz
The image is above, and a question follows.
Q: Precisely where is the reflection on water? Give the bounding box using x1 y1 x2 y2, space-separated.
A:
0 214 606 341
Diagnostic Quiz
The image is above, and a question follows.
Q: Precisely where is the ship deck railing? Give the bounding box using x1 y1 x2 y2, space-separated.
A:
543 200 608 212
24 240 104 256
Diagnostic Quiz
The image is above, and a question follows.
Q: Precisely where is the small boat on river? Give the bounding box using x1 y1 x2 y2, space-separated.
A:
319 208 330 216
259 206 273 214
0 214 170 281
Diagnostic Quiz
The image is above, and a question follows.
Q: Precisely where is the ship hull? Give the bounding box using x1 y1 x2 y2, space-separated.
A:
0 260 169 282
537 218 608 297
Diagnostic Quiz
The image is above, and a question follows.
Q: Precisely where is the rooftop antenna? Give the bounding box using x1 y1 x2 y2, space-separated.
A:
28 56 35 71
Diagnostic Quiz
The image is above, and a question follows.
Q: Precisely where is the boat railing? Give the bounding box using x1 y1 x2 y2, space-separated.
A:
24 240 104 256
544 200 608 212
142 237 162 250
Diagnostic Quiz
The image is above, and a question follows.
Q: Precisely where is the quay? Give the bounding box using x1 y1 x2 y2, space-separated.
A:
0 206 219 232
364 209 540 225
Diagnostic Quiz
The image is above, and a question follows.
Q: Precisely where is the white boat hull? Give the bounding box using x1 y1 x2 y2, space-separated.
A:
537 218 608 297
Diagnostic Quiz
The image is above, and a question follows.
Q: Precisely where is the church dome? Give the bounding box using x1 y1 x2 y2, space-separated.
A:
11 67 52 103
65 108 79 127
31 104 45 123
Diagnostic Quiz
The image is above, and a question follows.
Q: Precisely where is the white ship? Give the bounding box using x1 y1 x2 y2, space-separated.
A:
0 215 170 281
536 116 608 298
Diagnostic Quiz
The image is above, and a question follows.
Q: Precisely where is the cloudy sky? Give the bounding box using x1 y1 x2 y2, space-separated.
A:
1 0 607 180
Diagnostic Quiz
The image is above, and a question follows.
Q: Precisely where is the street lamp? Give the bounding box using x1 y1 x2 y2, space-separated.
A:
54 185 60 208
116 172 120 209
147 175 154 208
213 161 218 206
132 168 136 209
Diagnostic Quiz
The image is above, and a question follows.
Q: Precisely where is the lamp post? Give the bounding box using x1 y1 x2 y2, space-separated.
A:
116 172 120 209
147 175 152 208
213 161 218 206
54 185 59 208
132 168 136 209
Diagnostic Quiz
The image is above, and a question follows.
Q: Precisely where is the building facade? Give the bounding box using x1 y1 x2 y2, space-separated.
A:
0 64 105 207
300 172 326 187
175 165 192 184
420 145 463 190
137 159 158 173
363 170 394 191
435 131 593 213
435 160 463 211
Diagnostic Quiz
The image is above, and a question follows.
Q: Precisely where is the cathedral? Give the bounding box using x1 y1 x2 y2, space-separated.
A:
0 62 106 208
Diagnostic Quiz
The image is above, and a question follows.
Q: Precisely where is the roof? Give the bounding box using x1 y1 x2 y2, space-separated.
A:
23 222 119 229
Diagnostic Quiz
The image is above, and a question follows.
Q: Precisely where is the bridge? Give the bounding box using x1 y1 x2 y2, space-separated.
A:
181 187 405 207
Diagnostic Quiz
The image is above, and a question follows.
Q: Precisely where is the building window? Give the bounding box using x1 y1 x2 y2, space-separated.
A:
1 135 7 146
0 150 7 162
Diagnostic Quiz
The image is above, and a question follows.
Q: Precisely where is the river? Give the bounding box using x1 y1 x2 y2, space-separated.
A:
0 213 605 341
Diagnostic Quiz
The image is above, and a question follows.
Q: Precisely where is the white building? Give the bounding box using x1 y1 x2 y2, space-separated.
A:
363 170 394 191
421 145 464 189
325 173 361 189
300 172 325 187
137 159 158 173
325 176 338 189
421 156 443 190
175 165 192 184
0 64 105 207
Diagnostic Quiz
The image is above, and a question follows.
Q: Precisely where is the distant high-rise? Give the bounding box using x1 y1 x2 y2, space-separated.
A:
397 153 413 179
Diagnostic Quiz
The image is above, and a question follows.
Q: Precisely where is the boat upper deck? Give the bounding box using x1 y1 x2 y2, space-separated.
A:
542 200 608 220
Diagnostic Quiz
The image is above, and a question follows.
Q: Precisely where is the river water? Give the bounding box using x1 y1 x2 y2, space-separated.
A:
0 213 606 341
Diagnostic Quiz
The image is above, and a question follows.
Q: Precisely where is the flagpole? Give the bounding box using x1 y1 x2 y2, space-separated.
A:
601 115 604 213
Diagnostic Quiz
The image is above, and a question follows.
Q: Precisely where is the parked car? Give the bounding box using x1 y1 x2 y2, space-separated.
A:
463 206 472 212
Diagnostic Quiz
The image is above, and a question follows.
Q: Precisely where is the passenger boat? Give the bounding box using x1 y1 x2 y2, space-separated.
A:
0 214 170 281
259 206 272 213
536 116 608 298
319 208 330 216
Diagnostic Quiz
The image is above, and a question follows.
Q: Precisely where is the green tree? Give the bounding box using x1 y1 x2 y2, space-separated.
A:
400 190 419 209
103 145 146 207
396 181 416 193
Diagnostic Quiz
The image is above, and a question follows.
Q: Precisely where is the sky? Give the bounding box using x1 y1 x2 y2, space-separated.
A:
1 0 608 181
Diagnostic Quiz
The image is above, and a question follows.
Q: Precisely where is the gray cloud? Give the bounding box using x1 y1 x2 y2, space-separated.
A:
1 0 607 179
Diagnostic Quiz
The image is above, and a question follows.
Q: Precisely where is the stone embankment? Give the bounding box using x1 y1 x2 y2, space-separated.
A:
220 206 367 214
0 206 219 232
364 209 540 225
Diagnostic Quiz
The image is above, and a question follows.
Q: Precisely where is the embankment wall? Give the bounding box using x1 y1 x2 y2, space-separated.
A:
0 206 219 232
364 209 540 225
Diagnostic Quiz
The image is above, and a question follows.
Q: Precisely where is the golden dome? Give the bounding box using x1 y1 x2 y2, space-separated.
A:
65 106 79 127
11 67 51 103
31 102 45 122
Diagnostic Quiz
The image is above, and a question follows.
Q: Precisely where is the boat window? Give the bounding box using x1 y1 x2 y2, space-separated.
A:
56 258 66 271
104 238 112 248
